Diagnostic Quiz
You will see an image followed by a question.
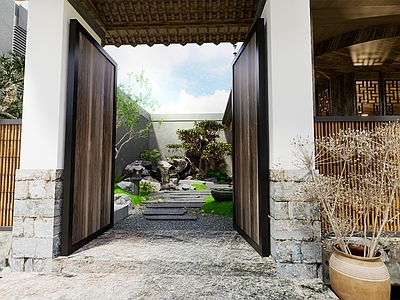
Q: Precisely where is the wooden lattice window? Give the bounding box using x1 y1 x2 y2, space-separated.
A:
317 88 331 116
355 80 380 116
385 80 400 115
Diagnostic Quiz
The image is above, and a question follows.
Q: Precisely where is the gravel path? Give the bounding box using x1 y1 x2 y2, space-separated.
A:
115 206 234 232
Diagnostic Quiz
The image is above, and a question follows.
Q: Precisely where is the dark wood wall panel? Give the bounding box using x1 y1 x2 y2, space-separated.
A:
232 19 269 256
62 20 116 255
233 33 260 244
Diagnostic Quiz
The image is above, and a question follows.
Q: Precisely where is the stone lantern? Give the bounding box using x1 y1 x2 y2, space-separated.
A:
130 160 144 195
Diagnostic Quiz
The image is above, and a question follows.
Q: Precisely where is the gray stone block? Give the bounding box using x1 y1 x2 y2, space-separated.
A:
14 181 29 200
270 181 299 202
52 234 61 258
12 217 24 237
15 169 52 181
289 202 320 220
10 257 24 272
271 219 315 241
29 180 56 199
34 218 54 238
302 242 322 263
0 231 12 271
270 169 313 182
23 217 34 237
276 262 318 279
312 221 322 240
269 199 289 220
54 199 63 216
272 239 302 263
53 216 62 235
35 238 53 258
13 200 55 218
11 237 36 257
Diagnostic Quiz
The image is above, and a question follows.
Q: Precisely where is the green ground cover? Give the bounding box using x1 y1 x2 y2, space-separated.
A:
201 195 233 217
114 185 149 205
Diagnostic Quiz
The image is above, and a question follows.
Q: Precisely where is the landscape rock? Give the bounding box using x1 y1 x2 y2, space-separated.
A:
157 161 175 189
114 194 134 209
117 182 136 194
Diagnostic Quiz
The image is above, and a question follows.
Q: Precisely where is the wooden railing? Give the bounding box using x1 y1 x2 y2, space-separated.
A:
315 116 400 232
0 120 22 227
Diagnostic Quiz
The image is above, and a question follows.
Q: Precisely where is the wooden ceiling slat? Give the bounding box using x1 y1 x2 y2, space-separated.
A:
75 0 258 46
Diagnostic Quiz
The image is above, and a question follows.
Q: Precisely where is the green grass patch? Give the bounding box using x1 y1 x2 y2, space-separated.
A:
201 198 233 217
204 195 214 203
191 183 208 190
114 185 149 205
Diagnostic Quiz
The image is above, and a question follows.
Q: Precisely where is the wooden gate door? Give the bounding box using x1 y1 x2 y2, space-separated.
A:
61 20 117 255
232 19 270 256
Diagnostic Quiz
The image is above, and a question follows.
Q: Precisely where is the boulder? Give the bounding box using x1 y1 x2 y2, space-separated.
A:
172 158 190 174
114 194 134 209
117 181 136 194
157 161 175 189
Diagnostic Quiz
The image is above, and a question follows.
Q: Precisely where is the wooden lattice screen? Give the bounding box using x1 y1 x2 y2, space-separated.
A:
0 120 22 227
315 118 400 232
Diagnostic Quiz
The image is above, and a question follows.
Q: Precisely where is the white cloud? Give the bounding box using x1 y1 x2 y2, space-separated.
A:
156 89 230 114
105 43 235 114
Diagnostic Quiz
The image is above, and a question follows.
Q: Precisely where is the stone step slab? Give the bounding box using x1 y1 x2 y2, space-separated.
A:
142 209 187 216
145 203 204 208
144 215 198 221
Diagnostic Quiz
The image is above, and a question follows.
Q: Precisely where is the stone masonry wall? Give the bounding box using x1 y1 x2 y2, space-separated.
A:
270 169 322 279
11 169 63 272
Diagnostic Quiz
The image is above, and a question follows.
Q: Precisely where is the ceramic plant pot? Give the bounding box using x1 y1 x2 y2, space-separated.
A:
329 244 391 300
210 188 233 202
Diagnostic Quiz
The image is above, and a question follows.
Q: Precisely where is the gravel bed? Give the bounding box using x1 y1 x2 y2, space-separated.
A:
114 206 234 231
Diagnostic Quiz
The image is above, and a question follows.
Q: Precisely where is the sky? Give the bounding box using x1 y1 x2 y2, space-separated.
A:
105 43 237 114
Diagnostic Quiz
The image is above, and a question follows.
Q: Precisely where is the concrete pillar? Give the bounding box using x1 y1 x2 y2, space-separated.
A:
261 0 321 278
11 0 101 272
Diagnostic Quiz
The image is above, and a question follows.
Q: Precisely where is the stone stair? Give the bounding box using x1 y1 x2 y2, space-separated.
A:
142 190 211 221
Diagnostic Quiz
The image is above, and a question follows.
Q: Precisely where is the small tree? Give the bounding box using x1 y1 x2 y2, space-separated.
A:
115 71 159 159
0 53 25 119
166 120 232 177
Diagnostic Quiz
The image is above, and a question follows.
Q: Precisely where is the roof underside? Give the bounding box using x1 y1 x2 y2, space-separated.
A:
71 0 260 46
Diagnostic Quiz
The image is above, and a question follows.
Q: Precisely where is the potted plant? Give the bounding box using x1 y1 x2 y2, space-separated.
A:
293 123 400 300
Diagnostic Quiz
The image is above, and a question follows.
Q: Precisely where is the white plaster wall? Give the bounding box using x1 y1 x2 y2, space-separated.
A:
20 0 101 169
262 0 314 169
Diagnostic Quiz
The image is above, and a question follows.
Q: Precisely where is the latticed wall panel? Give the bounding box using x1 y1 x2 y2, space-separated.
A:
0 122 21 227
385 80 400 115
315 120 400 232
355 80 380 116
317 88 331 116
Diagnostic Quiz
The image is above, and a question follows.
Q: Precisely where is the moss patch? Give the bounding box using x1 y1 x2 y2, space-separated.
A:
191 183 208 190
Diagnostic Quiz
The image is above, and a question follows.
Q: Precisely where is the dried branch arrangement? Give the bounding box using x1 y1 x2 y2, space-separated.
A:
294 122 400 257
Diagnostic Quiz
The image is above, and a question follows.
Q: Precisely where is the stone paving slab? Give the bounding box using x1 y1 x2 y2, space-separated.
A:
145 202 204 208
0 230 338 300
142 208 187 215
145 215 198 221
146 198 205 203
